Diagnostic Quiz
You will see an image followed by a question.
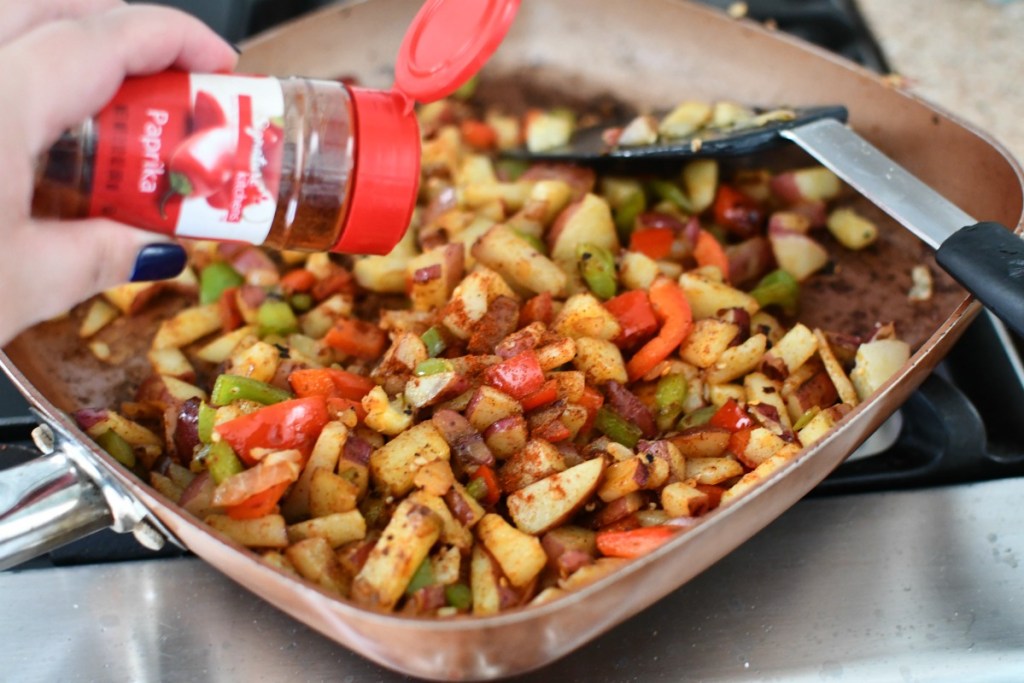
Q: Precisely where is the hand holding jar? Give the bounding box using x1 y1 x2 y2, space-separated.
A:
0 0 236 346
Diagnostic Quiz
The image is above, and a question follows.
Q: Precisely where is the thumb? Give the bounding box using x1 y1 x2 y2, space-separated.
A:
1 218 186 341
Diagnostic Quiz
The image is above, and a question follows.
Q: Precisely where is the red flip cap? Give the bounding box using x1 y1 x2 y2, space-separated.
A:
333 0 522 254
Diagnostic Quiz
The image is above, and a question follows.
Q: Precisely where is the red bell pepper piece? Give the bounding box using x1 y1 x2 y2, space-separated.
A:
519 379 559 411
280 268 317 294
713 184 763 238
468 464 502 506
604 290 658 349
629 227 675 260
311 266 355 302
626 278 694 381
533 417 571 443
460 120 498 150
596 525 678 559
324 318 388 360
288 367 376 402
484 351 546 400
575 384 605 434
693 229 730 281
728 427 754 462
225 480 291 520
214 396 329 466
520 292 554 326
708 398 755 432
218 286 243 331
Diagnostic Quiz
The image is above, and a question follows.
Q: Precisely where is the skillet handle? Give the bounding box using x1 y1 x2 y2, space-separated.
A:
935 222 1024 339
0 447 112 570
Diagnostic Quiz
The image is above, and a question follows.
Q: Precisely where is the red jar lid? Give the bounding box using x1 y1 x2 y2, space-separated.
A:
333 0 522 254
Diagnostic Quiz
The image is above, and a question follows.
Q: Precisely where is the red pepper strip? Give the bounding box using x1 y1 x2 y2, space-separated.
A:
484 351 546 400
312 267 355 302
324 318 388 360
225 480 291 520
289 368 376 402
604 290 658 349
520 292 554 326
469 464 502 506
218 286 243 332
460 120 498 150
728 427 754 463
693 229 730 282
519 379 559 411
626 278 694 381
575 385 605 434
215 396 329 466
280 268 317 294
596 525 678 559
533 417 571 443
629 227 675 260
708 398 755 432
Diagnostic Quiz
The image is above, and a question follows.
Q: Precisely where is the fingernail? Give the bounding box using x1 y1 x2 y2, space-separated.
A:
130 244 188 282
230 42 243 54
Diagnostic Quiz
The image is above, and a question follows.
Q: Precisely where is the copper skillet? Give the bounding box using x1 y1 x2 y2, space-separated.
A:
1 0 1022 679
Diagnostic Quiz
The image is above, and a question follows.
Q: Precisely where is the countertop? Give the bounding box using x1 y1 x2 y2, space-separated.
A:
858 0 1024 163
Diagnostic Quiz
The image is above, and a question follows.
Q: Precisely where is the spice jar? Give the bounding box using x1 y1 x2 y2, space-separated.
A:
31 0 521 256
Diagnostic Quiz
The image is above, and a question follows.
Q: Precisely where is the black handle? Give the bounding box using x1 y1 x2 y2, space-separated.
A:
935 222 1024 338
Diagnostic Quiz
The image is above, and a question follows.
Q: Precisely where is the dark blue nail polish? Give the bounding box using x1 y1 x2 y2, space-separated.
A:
230 42 243 54
130 244 187 282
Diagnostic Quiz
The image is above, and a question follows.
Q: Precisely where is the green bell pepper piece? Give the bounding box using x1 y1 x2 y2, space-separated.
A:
210 374 292 406
199 262 244 305
414 358 454 377
421 326 448 358
95 429 136 468
577 243 617 301
206 440 244 484
594 406 642 448
677 404 718 430
750 269 800 317
257 299 299 337
655 373 688 431
445 583 472 611
197 401 217 444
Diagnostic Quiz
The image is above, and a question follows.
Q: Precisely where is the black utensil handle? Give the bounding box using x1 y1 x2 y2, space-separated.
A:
936 222 1024 338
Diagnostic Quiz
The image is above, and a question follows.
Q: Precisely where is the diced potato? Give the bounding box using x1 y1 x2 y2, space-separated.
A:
507 457 605 535
369 421 450 497
206 514 289 549
476 513 547 588
195 325 257 364
412 460 456 497
814 328 859 406
548 194 620 263
826 207 878 250
679 319 741 368
704 333 767 385
287 510 366 548
470 544 501 616
286 536 351 595
79 299 120 338
309 469 360 518
522 179 574 225
712 101 755 128
618 114 659 146
548 370 586 403
661 481 710 517
558 557 630 591
472 225 567 296
658 101 713 138
536 337 577 370
281 421 349 521
685 456 745 485
766 323 818 375
465 385 522 432
352 499 442 611
525 111 574 153
442 266 518 340
797 404 852 446
147 347 195 379
152 304 221 349
408 490 473 551
103 282 161 315
851 339 910 400
160 376 207 403
483 414 529 459
744 372 792 430
553 293 622 341
707 382 745 407
733 427 788 469
769 231 830 282
721 444 801 505
679 271 759 320
407 243 465 312
668 426 731 459
462 181 534 213
228 340 280 383
619 250 660 291
363 386 414 435
771 167 841 203
499 439 567 493
83 410 163 448
597 455 669 502
682 159 718 213
573 337 628 385
301 294 352 339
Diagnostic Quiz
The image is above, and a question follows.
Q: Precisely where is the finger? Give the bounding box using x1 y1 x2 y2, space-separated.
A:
0 0 122 45
2 4 237 153
0 218 185 334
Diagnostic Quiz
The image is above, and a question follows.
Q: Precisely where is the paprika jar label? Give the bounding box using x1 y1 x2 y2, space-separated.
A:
89 72 285 244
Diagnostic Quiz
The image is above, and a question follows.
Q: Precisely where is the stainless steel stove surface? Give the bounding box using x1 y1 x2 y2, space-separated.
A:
4 1 1024 680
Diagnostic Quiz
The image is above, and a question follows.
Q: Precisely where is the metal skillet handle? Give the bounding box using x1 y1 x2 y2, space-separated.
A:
935 222 1024 339
0 418 173 570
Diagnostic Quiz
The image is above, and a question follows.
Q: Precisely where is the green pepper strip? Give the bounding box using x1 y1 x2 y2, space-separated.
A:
421 326 447 358
289 292 313 312
258 299 299 337
197 402 217 444
445 583 472 611
649 179 694 213
513 229 547 255
750 269 800 317
206 440 244 484
655 373 688 431
793 406 820 431
677 404 718 430
614 189 646 243
414 358 453 377
199 262 244 305
594 406 642 448
95 429 136 468
495 158 529 182
405 558 436 595
210 374 293 406
577 242 618 301
465 476 489 502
